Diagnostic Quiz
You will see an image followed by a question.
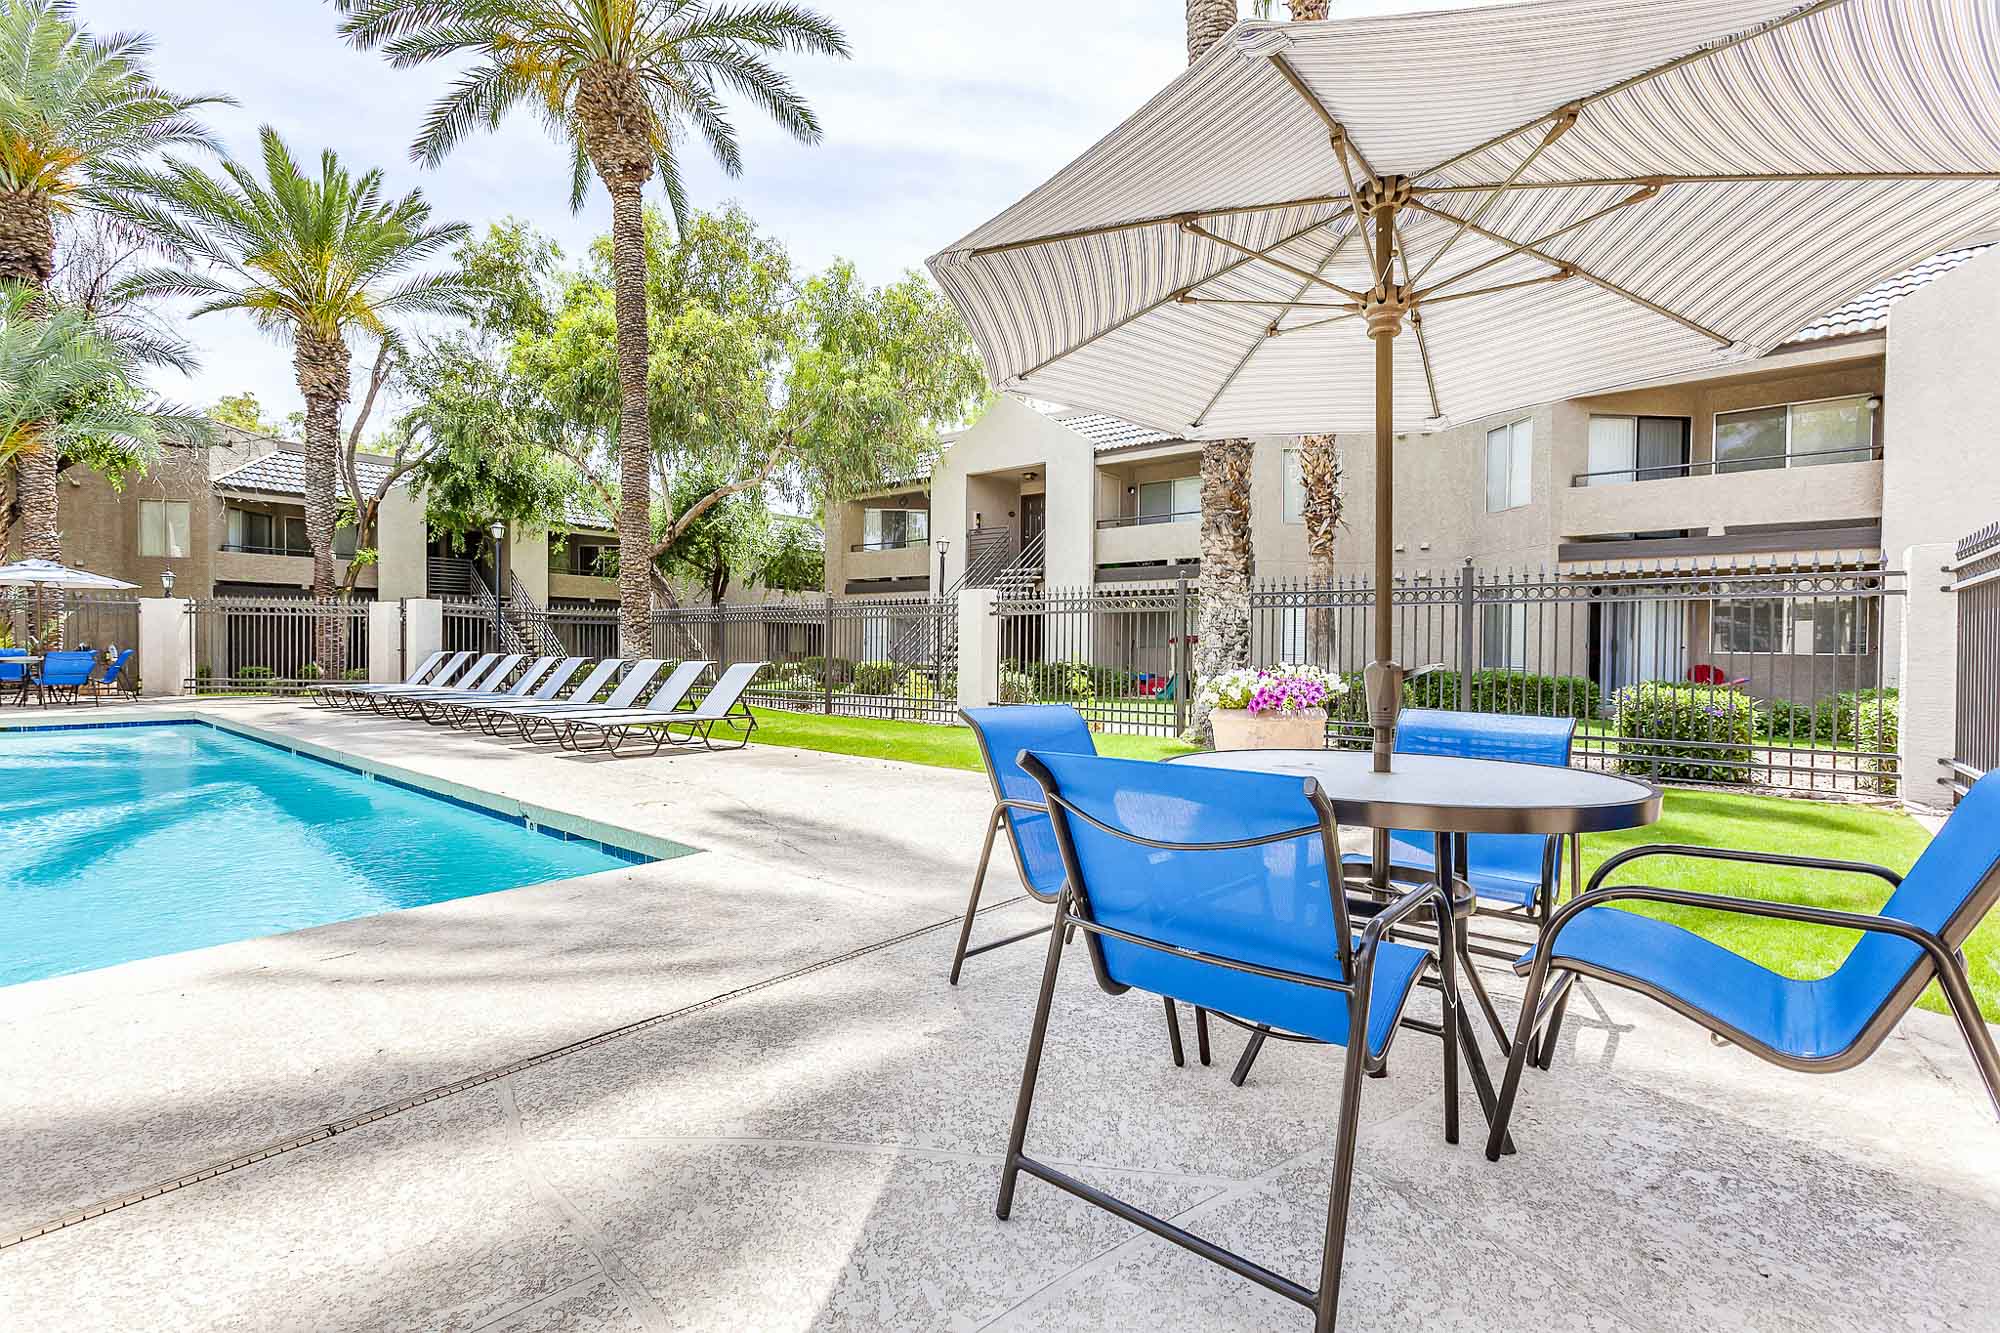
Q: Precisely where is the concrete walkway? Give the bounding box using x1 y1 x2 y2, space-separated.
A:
2 701 1996 1331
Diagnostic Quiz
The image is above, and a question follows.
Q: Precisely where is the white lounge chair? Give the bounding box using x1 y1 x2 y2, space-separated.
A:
317 649 451 709
513 660 670 743
435 657 589 728
408 656 559 724
458 659 625 735
655 661 765 751
381 654 523 717
551 660 714 757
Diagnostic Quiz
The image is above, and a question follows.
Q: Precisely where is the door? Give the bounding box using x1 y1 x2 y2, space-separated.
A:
1020 493 1046 550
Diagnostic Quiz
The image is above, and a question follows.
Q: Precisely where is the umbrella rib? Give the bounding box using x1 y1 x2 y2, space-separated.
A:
1391 231 1442 420
1268 53 1376 182
1416 270 1578 309
1190 220 1362 428
1414 170 2000 193
1406 198 1733 346
1410 185 1660 302
1407 110 1576 289
1182 297 1359 310
1182 221 1367 301
1014 210 1354 382
1414 0 1857 183
967 193 1352 259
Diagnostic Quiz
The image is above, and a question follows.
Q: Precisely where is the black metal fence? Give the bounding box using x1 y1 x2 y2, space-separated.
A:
186 597 371 693
995 553 1904 799
1948 520 2000 801
4 590 142 685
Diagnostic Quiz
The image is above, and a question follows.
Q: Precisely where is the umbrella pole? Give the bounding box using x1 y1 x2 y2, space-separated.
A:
1362 202 1405 774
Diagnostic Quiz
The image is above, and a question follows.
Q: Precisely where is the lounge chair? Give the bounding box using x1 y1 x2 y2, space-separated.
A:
320 650 454 709
458 659 624 735
378 654 521 718
651 660 763 751
406 656 558 724
343 651 483 712
513 660 669 743
435 657 588 729
32 650 95 706
1485 768 2000 1162
1006 750 1459 1330
549 660 713 757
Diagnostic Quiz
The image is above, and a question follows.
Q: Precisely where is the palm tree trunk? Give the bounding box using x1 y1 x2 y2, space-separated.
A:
1184 0 1255 743
608 178 654 658
2 189 61 562
1296 433 1342 659
295 333 351 669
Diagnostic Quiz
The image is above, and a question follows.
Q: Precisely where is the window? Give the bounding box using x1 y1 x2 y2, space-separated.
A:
1480 602 1528 668
1484 419 1532 512
557 540 616 576
1715 396 1874 474
1790 597 1870 655
1712 599 1783 653
1136 475 1199 524
1585 415 1690 485
861 506 928 549
1283 449 1306 523
139 499 190 557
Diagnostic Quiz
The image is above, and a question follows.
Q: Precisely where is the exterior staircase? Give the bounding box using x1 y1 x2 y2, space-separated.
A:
506 572 566 656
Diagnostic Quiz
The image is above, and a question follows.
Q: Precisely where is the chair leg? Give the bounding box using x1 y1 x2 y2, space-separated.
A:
1433 894 1461 1145
1229 1028 1268 1087
1534 973 1576 1072
1195 1007 1211 1066
998 890 1073 1221
1163 998 1186 1068
1934 950 2000 1121
1310 993 1373 1333
1485 954 1559 1162
947 808 1005 985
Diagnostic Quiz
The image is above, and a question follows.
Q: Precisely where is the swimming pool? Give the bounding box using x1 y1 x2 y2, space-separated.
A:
0 721 669 987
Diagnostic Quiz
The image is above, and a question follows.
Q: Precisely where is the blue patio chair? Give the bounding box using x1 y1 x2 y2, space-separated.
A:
1005 750 1459 1332
83 648 136 703
33 650 96 706
954 706 1206 1066
1485 769 2000 1162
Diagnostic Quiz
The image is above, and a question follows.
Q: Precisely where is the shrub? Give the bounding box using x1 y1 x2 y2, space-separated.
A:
236 666 274 681
342 667 368 681
298 662 324 681
1759 698 1817 742
1815 688 1899 746
900 669 956 701
852 660 899 694
997 668 1035 703
1855 699 1900 796
193 664 213 683
1467 669 1600 721
1613 682 1758 784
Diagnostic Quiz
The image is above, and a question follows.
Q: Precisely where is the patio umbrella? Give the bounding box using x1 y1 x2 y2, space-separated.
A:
927 0 2000 770
0 559 139 647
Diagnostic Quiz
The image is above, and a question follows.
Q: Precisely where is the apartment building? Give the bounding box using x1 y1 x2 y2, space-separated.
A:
825 244 2000 701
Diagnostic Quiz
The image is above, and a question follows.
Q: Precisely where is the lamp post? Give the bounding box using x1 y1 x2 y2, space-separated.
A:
489 521 506 649
936 538 950 596
160 569 176 597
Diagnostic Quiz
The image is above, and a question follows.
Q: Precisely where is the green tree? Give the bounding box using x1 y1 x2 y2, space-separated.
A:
210 390 281 434
0 281 208 553
111 127 470 644
337 0 850 656
0 0 227 558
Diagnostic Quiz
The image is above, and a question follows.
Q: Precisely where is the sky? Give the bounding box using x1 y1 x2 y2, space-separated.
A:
86 0 1497 428
82 0 1197 424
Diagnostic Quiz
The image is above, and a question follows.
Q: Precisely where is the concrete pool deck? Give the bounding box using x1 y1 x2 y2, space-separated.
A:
1 699 1996 1330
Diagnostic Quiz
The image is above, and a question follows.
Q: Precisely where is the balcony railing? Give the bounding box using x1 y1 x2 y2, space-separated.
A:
220 541 314 557
1097 509 1200 528
849 537 929 552
1570 444 1881 487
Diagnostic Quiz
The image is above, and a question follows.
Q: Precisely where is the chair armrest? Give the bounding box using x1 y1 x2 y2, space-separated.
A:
1539 884 1960 978
1358 879 1451 956
1586 843 1902 897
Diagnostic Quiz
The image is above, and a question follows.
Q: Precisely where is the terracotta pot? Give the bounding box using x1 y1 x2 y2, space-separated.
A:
1209 707 1327 751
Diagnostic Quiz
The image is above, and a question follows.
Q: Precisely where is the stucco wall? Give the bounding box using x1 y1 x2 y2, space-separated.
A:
1883 245 2000 566
929 395 1094 588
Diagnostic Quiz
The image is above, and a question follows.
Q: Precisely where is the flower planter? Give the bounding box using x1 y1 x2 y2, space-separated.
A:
1210 707 1327 752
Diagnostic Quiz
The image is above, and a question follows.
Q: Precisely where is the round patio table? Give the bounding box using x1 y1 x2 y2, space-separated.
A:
5 654 45 708
1168 747 1660 1152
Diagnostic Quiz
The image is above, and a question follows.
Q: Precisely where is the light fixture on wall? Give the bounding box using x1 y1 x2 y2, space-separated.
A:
1867 396 1883 412
1023 471 1037 480
160 568 176 597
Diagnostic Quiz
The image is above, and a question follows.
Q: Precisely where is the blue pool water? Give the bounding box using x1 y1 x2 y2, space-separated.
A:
0 722 662 986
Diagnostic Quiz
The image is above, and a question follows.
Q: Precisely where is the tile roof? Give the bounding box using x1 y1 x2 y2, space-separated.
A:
213 449 397 499
1785 244 1993 345
1045 409 1181 453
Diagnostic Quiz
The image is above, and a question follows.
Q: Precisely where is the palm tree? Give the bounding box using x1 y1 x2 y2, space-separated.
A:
1183 0 1255 744
335 0 850 657
1256 0 1343 657
110 128 468 659
0 0 226 558
0 282 207 555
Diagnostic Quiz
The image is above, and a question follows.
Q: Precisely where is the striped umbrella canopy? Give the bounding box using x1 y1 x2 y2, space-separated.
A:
928 0 2000 768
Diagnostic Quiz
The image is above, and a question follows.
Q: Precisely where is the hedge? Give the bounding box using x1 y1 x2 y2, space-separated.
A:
1855 699 1900 796
852 660 900 694
1402 668 1601 720
1613 682 1758 784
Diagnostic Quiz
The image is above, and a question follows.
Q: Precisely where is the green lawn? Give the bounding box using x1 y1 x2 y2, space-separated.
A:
745 707 1990 1022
